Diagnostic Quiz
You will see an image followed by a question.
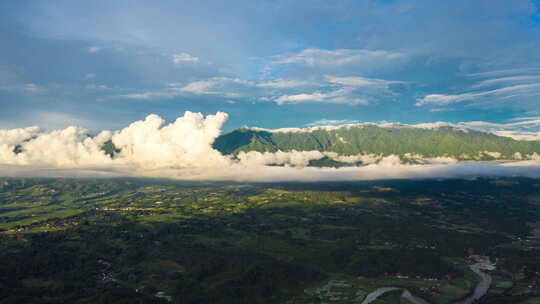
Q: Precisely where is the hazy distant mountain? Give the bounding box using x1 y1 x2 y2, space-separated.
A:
213 125 540 160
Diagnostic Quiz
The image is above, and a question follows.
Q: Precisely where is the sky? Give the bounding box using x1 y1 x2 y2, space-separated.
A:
2 0 540 133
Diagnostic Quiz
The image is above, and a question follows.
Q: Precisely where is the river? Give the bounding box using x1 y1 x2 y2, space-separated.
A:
360 260 492 304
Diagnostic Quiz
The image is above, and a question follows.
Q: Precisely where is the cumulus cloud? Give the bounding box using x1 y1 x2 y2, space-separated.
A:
0 111 229 169
1 111 539 182
0 126 111 166
111 112 229 169
0 127 40 161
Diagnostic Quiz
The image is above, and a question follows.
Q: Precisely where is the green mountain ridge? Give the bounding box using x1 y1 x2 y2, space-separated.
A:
212 125 540 161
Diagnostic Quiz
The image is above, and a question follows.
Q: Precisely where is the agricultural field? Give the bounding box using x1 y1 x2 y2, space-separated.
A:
0 177 539 303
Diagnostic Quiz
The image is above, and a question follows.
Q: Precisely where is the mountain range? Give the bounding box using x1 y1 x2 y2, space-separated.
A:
212 125 540 161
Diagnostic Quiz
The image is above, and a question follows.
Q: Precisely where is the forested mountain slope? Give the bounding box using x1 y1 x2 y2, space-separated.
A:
213 125 540 160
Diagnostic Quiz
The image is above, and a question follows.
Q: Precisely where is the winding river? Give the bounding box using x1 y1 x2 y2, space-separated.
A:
361 260 492 304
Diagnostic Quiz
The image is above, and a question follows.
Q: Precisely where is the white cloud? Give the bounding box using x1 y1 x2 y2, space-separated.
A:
306 119 360 127
273 88 368 105
493 131 540 141
102 92 172 100
466 68 540 78
102 74 402 105
85 73 96 79
0 125 111 166
461 118 540 141
111 112 229 169
272 48 407 68
510 116 540 122
0 111 228 169
175 77 252 96
267 75 401 105
416 84 540 106
274 92 327 104
256 78 316 88
324 75 402 87
86 46 124 54
85 84 112 91
237 150 326 167
420 68 540 109
21 83 48 93
0 83 48 93
459 117 540 129
1 111 540 181
0 126 40 148
177 79 219 95
472 75 540 88
87 46 103 53
171 52 200 65
2 157 540 182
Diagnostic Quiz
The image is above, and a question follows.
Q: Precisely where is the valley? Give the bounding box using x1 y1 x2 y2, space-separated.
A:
1 178 539 303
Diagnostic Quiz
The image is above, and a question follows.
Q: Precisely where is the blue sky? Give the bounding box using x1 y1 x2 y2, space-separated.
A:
2 0 540 132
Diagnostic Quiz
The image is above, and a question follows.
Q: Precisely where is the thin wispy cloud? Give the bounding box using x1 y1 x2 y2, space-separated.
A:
0 83 48 93
417 84 540 106
272 48 408 68
306 119 360 127
471 75 540 88
465 68 540 78
2 0 540 133
171 53 200 65
103 74 403 106
273 88 369 105
85 84 112 91
87 46 103 53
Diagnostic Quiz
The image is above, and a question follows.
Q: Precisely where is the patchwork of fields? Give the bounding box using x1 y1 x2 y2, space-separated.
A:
1 178 539 303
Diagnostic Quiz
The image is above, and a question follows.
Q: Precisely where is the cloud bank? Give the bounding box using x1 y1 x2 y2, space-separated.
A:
1 111 540 182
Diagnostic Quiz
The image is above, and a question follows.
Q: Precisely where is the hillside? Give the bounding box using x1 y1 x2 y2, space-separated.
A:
213 125 540 160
